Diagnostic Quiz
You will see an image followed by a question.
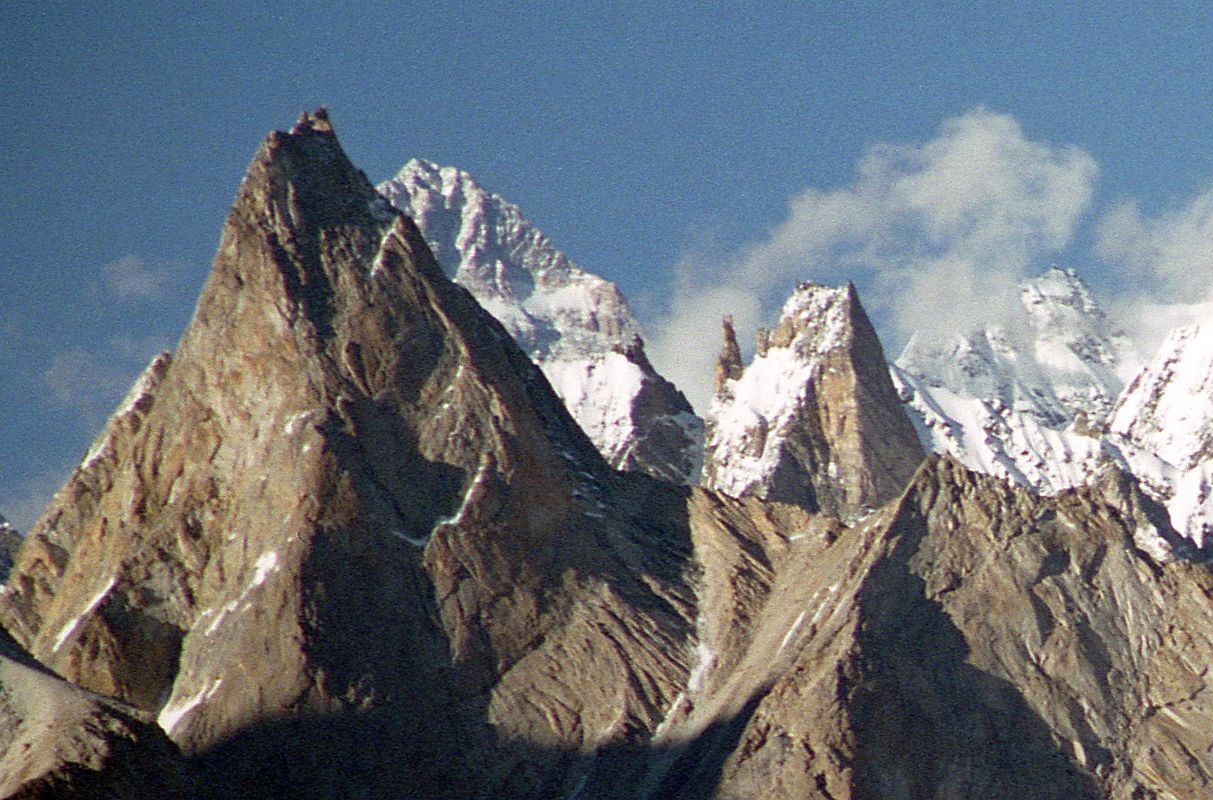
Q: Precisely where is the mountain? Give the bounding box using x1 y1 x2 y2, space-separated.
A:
1107 322 1213 547
4 112 1213 798
892 267 1213 550
378 159 702 484
648 456 1213 799
894 267 1138 494
0 109 706 797
703 282 924 519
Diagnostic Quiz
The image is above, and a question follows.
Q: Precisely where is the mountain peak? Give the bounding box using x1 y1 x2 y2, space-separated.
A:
379 157 704 483
0 111 616 753
704 281 923 517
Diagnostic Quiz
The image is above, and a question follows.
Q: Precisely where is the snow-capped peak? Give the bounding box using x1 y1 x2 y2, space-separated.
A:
381 159 640 359
705 282 924 517
378 160 703 483
895 268 1137 495
1109 322 1213 472
899 267 1137 429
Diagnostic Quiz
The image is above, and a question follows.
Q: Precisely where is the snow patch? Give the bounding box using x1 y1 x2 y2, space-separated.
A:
778 609 810 654
686 637 715 694
198 550 280 637
1133 524 1175 563
707 284 850 497
378 160 703 483
251 550 278 588
393 528 430 548
51 575 116 652
158 677 223 734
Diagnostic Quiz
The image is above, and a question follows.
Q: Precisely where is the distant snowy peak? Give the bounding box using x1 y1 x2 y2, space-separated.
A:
1019 266 1139 418
900 267 1136 429
379 159 639 359
705 282 923 517
894 267 1143 496
891 365 1108 495
1111 323 1213 471
378 159 702 483
893 267 1213 550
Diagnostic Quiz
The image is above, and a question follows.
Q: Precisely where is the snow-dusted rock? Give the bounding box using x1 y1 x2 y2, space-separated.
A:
1104 323 1213 547
896 267 1138 496
704 282 923 518
379 160 702 483
1110 322 1213 471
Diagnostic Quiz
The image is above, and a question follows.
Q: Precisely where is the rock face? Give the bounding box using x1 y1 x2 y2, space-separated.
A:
0 111 699 795
703 282 925 519
0 629 191 799
378 159 703 483
643 456 1213 800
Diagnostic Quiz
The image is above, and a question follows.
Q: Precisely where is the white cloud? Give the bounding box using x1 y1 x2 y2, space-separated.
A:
42 335 172 429
1095 190 1213 355
101 255 184 301
647 109 1098 411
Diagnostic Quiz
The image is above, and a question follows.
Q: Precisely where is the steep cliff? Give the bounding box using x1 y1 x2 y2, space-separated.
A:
0 111 698 797
703 282 924 519
4 113 1213 800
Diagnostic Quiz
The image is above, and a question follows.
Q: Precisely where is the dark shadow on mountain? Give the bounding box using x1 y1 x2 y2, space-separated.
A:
184 691 764 800
183 462 1110 799
847 496 1106 800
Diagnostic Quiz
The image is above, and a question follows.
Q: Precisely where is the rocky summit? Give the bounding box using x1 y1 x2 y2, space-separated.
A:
703 282 925 519
4 112 1213 798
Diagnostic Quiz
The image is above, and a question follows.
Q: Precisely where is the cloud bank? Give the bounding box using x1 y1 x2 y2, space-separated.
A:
648 109 1098 412
1096 190 1213 356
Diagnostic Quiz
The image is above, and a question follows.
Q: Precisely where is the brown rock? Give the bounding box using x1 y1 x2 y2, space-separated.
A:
0 627 192 799
703 282 925 520
9 113 1213 800
713 316 743 394
0 114 698 796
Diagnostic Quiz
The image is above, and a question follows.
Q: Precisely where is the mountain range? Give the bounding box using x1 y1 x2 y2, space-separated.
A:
4 111 1213 797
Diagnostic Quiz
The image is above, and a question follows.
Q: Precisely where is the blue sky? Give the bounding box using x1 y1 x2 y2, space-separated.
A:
5 2 1213 527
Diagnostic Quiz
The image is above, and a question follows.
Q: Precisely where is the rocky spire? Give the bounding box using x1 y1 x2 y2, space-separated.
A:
0 111 695 796
713 315 743 394
703 282 924 518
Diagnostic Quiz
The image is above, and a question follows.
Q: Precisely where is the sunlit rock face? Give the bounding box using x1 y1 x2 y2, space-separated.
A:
704 282 924 519
0 113 696 796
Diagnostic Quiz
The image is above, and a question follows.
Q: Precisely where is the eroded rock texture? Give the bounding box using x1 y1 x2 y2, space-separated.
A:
0 111 697 796
0 629 192 799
